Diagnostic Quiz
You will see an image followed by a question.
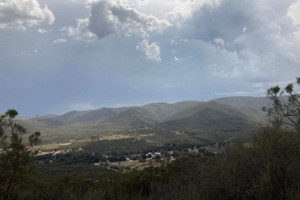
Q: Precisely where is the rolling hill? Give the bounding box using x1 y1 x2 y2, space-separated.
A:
100 107 158 126
213 96 271 120
159 101 256 133
19 96 270 142
142 101 200 120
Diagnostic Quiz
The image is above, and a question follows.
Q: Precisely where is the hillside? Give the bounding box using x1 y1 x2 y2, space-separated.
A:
19 97 269 142
32 107 123 127
142 101 200 120
101 107 158 126
213 96 271 120
159 101 256 133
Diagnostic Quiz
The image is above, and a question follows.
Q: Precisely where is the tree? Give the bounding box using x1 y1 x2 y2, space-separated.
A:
260 77 300 199
0 109 41 200
262 77 300 132
29 131 41 150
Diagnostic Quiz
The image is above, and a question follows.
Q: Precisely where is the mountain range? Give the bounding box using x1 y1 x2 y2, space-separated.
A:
19 96 272 143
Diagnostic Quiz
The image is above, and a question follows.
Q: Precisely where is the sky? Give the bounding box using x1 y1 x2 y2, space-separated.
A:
1 0 300 117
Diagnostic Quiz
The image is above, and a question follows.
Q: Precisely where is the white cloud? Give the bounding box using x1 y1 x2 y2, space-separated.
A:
136 39 161 62
287 0 300 25
108 1 171 37
0 0 55 30
165 0 220 23
174 56 183 62
63 18 96 40
66 0 171 40
53 38 67 44
37 28 49 34
87 0 209 22
182 0 300 81
61 0 300 83
214 37 225 46
69 103 96 111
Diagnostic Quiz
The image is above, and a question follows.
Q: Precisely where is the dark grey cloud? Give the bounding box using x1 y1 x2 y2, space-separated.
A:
88 1 116 39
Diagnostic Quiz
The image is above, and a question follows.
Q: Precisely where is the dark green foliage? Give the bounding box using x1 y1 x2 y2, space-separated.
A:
3 118 300 199
264 77 300 132
24 127 300 200
29 131 41 147
0 110 41 200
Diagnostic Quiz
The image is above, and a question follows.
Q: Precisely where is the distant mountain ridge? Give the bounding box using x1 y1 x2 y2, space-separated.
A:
20 96 271 142
213 96 271 120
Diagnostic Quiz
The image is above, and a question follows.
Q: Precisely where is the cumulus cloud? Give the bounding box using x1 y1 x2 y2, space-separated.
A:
136 39 161 62
174 56 183 62
87 1 117 39
58 0 300 82
165 0 220 30
0 0 55 30
213 37 225 46
37 28 49 34
62 18 96 40
53 38 67 44
66 0 171 40
181 0 300 80
288 0 300 25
